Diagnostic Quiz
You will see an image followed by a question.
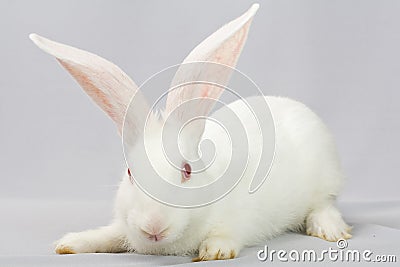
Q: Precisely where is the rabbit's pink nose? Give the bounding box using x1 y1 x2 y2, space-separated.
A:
140 227 168 242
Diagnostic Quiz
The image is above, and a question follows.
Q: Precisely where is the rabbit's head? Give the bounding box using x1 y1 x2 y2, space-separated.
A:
30 4 259 246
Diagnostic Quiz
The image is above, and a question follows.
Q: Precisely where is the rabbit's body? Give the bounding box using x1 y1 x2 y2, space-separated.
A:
31 3 351 261
204 95 344 244
108 96 350 257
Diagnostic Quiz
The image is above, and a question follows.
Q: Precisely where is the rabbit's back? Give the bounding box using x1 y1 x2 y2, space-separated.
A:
202 96 344 245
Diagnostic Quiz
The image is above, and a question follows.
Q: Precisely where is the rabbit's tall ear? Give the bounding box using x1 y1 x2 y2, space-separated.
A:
29 34 149 136
165 4 259 123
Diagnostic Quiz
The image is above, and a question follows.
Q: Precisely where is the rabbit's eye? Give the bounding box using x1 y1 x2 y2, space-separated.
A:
181 163 191 183
127 168 134 184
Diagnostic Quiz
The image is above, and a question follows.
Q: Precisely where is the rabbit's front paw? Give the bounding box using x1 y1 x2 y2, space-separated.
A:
193 236 240 261
55 232 92 254
306 205 352 242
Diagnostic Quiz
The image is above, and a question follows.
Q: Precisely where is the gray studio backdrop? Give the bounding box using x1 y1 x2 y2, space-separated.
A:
1 0 399 206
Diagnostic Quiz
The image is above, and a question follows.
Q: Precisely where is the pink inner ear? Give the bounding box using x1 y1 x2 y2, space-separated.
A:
30 33 151 138
59 60 124 129
197 28 249 100
207 20 249 67
165 5 257 119
201 88 211 97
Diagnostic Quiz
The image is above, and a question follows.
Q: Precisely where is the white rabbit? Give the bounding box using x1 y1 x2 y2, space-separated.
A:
30 3 351 261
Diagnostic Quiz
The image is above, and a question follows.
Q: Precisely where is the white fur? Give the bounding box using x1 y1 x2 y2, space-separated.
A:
30 3 351 261
55 96 351 258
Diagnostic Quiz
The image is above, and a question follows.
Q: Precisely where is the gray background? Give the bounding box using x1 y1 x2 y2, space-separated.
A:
1 0 399 201
0 0 399 265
